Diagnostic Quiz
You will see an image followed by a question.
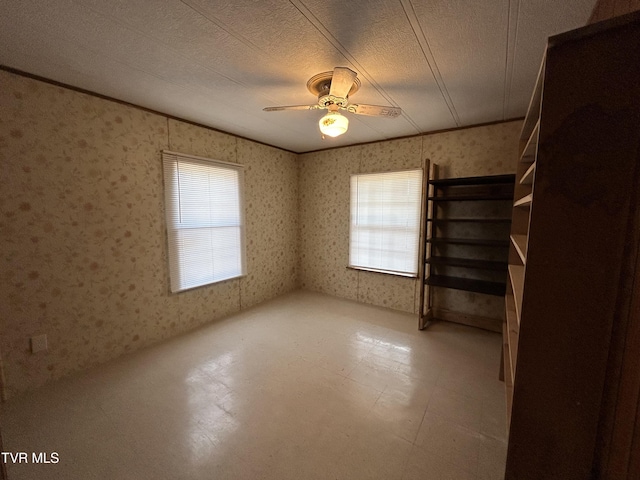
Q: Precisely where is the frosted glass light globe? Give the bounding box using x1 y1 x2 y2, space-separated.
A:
319 111 349 137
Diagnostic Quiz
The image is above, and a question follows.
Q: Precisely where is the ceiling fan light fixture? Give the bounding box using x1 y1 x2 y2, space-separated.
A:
319 111 349 137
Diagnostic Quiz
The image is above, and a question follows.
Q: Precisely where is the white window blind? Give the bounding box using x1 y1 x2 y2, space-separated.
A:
162 151 246 293
349 169 423 276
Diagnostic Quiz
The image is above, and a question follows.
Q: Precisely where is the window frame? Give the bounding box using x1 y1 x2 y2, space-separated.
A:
348 168 424 278
162 150 246 293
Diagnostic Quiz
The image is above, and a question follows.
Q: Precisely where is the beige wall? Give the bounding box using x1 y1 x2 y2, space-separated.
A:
0 69 521 399
589 0 640 23
298 121 521 316
0 70 299 399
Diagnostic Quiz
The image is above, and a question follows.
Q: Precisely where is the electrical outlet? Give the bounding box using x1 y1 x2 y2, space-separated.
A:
31 334 48 353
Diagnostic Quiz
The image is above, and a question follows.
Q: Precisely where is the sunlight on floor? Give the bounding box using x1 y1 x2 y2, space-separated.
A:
1 290 507 479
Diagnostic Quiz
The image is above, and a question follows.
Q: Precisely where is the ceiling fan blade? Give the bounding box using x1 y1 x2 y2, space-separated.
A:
329 67 357 99
347 104 402 118
263 105 319 112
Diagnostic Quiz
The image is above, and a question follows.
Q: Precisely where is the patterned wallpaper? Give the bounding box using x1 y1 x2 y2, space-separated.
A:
0 70 298 399
0 68 520 398
298 121 521 316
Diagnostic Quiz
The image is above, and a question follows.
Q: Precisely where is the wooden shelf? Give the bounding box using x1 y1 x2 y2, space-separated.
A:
505 293 519 381
428 193 514 201
427 237 510 247
427 218 512 224
520 162 536 185
513 194 533 207
508 265 525 323
503 320 514 429
426 256 507 271
519 58 544 144
427 275 506 296
511 234 528 264
520 120 540 163
429 174 516 186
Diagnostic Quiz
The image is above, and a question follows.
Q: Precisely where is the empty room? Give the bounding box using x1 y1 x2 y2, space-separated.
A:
1 1 639 479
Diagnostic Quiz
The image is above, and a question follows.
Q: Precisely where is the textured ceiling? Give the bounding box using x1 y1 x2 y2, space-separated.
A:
0 0 597 153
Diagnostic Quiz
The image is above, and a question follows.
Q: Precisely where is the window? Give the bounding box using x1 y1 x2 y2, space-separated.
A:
162 151 246 292
349 169 423 277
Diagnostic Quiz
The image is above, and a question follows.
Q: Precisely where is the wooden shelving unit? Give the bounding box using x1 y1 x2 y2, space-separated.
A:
512 193 532 207
519 120 539 162
502 54 540 390
507 264 524 322
426 218 512 224
519 163 535 185
503 12 640 480
426 275 506 297
426 256 507 270
418 170 514 331
510 234 528 263
426 237 509 247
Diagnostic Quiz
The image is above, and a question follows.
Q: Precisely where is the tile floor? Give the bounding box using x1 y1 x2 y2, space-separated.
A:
1 290 507 480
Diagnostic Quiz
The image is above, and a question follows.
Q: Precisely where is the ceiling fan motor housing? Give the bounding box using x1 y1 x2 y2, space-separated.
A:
307 71 360 109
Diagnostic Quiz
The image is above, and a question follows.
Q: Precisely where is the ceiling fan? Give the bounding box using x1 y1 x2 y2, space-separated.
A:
263 67 402 138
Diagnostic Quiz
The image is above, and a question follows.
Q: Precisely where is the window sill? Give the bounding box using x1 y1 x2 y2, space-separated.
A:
346 266 418 279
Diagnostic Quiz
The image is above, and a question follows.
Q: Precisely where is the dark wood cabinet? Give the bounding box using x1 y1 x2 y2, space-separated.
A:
504 12 640 479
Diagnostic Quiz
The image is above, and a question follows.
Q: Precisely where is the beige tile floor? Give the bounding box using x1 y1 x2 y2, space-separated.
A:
1 290 507 480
